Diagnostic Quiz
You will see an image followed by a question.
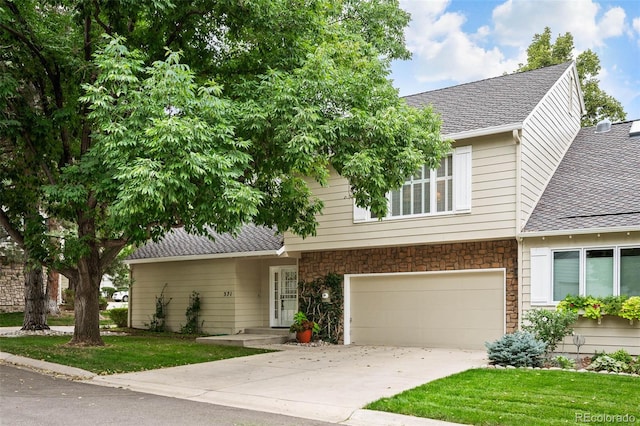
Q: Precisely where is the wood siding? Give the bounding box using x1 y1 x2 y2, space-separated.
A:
521 233 640 355
285 134 518 252
520 67 582 230
129 257 296 334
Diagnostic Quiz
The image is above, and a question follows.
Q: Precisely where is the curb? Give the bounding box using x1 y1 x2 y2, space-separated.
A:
0 351 96 380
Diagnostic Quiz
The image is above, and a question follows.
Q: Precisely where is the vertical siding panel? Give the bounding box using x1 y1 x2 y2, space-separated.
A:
520 67 582 230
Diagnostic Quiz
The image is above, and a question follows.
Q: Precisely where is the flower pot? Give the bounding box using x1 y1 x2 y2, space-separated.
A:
296 329 312 343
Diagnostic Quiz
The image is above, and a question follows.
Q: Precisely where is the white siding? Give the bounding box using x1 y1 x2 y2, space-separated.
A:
130 259 239 334
285 134 518 252
521 233 640 355
520 67 582 230
130 257 297 334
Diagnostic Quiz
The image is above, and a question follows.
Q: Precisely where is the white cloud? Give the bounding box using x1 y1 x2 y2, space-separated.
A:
492 0 626 50
633 16 640 45
399 0 520 84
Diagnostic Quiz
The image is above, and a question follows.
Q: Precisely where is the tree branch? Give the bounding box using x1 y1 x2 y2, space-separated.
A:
0 208 25 249
165 10 204 47
100 239 128 271
91 0 111 35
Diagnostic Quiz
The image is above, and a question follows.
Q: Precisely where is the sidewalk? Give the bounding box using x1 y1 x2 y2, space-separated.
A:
1 327 479 425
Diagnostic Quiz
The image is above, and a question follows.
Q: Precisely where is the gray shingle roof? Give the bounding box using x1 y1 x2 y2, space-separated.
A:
523 120 640 233
404 62 573 135
127 224 283 261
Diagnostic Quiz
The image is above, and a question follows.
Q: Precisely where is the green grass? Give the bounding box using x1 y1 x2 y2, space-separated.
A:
0 332 272 375
366 368 640 426
0 311 111 327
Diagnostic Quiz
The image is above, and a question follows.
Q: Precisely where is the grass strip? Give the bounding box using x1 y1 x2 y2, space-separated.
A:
366 368 639 426
0 333 272 375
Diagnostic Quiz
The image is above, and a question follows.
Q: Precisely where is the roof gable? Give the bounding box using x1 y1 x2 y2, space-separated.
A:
523 120 640 233
404 62 573 135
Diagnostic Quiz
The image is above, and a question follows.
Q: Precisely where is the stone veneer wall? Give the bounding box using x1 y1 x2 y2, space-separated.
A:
0 258 24 313
298 239 519 332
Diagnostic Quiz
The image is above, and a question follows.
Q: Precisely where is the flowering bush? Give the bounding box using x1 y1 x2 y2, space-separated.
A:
522 308 577 355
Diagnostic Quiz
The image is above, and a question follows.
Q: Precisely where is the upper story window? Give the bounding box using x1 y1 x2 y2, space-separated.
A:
354 146 471 222
531 246 640 305
388 155 453 217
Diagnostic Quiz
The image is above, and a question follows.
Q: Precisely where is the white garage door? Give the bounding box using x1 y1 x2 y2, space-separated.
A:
348 270 505 349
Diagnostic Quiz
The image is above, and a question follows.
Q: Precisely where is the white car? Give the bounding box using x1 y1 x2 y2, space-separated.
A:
112 290 129 302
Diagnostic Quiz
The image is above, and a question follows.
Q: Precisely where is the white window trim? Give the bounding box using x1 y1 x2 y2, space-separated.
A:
530 245 640 305
353 146 472 222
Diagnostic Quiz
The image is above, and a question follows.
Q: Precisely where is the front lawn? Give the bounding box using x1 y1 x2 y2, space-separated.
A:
0 332 272 375
366 368 640 426
0 311 111 327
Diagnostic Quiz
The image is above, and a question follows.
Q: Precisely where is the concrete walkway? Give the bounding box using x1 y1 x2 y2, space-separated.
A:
1 327 486 425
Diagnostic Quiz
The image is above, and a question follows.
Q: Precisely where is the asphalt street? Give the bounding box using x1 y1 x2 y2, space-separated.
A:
0 362 333 426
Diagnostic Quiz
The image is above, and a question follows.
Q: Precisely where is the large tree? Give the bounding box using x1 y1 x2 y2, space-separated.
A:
0 0 448 345
517 27 626 126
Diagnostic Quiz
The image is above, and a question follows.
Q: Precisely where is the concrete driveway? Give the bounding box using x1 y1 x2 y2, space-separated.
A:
89 344 487 424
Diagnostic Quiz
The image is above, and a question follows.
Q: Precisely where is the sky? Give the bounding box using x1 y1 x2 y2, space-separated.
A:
391 0 640 121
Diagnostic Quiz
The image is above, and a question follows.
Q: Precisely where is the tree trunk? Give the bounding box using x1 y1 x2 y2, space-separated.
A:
21 262 50 331
46 269 61 316
68 255 104 346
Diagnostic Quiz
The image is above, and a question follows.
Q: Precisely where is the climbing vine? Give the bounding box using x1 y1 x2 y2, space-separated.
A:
180 291 203 334
147 283 171 332
298 273 343 343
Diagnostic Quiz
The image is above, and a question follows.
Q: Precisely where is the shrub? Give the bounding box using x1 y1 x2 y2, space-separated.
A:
552 355 576 369
610 349 633 365
107 308 129 328
99 295 108 310
63 289 75 310
588 350 639 374
485 331 546 367
588 355 628 373
101 286 117 299
522 308 577 355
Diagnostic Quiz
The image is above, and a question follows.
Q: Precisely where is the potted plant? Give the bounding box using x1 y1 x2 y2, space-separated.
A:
620 296 640 325
289 312 320 343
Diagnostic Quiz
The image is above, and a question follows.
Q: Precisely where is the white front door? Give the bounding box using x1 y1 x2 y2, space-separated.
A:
270 266 298 327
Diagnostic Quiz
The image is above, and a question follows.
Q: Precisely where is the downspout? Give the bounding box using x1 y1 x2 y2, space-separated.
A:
513 129 524 331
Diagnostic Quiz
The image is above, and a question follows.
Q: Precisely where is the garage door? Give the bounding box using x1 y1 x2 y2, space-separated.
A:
348 270 505 349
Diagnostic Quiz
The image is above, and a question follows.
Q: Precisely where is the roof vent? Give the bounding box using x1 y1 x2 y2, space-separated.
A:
630 120 640 138
595 118 612 133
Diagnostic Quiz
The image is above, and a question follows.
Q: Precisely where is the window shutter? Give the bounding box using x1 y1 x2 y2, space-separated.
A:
453 145 472 212
530 247 551 305
353 201 371 222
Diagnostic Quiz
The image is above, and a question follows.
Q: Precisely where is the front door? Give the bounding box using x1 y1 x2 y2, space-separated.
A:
270 266 298 327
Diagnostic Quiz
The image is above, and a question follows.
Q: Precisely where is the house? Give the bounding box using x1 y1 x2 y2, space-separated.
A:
126 62 639 354
523 120 640 354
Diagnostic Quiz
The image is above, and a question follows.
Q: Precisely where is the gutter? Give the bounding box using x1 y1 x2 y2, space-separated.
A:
445 122 522 141
518 226 639 239
125 246 287 265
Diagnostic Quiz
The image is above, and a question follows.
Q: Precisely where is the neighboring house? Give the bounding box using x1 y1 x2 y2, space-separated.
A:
523 120 640 354
126 62 639 353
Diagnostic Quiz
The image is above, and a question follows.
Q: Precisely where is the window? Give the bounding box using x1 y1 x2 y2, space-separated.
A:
552 251 579 301
621 248 640 296
389 155 452 217
532 246 640 305
353 146 471 221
